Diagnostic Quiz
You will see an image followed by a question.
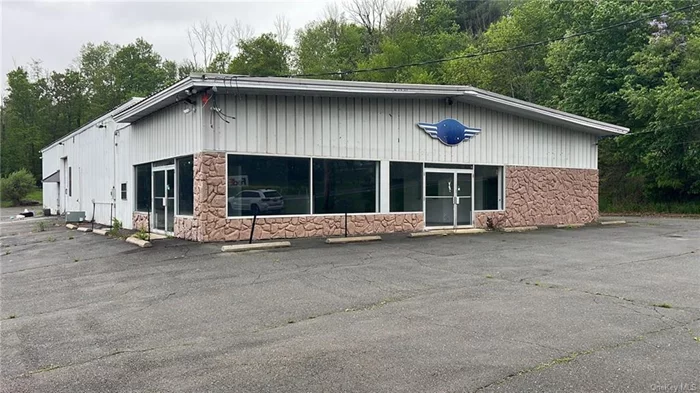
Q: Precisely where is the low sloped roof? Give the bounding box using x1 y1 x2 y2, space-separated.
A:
114 74 628 136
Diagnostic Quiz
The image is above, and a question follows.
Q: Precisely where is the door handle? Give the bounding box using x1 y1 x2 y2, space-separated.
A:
162 198 167 207
454 196 459 205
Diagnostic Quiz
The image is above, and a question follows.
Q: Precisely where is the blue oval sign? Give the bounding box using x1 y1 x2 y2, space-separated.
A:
417 119 481 146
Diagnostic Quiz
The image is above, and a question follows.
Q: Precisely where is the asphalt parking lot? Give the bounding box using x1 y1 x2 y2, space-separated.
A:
1 216 698 393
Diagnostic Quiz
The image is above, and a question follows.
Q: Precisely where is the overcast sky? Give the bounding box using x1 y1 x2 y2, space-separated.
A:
0 0 338 93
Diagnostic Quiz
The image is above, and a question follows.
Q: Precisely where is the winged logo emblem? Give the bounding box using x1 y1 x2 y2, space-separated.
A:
417 119 481 146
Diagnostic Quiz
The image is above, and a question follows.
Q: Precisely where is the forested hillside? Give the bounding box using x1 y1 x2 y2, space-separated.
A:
1 0 698 211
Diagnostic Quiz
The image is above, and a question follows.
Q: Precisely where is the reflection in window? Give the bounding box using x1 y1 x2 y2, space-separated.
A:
135 164 151 211
177 156 194 215
313 159 377 214
227 155 310 217
390 162 422 212
475 165 501 210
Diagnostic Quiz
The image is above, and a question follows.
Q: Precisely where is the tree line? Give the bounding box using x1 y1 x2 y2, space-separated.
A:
1 0 698 209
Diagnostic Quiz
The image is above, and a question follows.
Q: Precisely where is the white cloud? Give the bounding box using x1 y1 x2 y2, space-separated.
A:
1 0 333 92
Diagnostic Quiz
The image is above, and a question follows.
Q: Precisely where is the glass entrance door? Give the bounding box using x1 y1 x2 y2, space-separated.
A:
152 167 175 233
424 169 473 228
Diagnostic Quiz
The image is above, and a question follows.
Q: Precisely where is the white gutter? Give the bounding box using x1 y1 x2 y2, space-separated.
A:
461 88 629 135
41 98 143 152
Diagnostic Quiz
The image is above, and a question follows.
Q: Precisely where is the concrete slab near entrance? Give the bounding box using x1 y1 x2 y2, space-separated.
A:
409 228 486 237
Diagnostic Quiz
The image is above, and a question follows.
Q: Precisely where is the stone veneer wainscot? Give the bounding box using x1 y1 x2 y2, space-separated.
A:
166 152 598 241
475 165 598 228
181 151 424 242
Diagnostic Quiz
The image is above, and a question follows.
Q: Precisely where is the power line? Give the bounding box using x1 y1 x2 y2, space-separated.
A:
259 2 698 79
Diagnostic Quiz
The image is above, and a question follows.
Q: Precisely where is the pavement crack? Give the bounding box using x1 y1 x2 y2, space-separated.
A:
472 321 686 392
16 342 196 379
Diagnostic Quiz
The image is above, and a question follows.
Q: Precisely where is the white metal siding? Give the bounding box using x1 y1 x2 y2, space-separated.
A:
41 146 62 214
41 121 119 224
114 125 133 228
211 95 598 170
130 101 202 165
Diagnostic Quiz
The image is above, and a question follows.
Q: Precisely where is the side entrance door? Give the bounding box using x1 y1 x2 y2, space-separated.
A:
424 169 473 228
152 167 175 233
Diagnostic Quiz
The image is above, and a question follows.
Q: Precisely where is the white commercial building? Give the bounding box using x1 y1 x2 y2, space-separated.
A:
42 74 628 241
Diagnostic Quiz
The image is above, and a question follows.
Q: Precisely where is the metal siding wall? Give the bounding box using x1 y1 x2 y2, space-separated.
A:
115 125 133 229
130 102 201 165
212 94 598 169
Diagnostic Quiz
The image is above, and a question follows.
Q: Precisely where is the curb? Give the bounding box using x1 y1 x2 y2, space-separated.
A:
454 228 487 235
221 241 291 252
93 229 108 236
77 227 92 233
502 226 538 233
126 236 152 248
600 220 626 226
556 223 585 229
325 235 381 244
66 224 78 230
408 231 449 238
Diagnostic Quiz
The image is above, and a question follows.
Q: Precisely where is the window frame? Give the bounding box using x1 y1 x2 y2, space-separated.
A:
225 153 382 218
176 155 194 217
134 163 153 213
226 153 313 218
68 166 72 197
311 157 379 215
120 183 127 200
473 165 505 212
389 161 424 213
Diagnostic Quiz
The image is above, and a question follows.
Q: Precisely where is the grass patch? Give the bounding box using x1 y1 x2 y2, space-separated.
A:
600 199 700 215
485 274 494 279
653 303 672 309
36 221 46 232
0 187 42 208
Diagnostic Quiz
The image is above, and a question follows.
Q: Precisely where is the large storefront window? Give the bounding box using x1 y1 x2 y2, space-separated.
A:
135 164 152 211
313 159 377 214
475 165 502 210
177 156 194 215
227 155 310 216
390 162 422 212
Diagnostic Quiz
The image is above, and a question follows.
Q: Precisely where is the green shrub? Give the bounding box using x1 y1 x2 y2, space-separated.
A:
0 169 36 206
108 218 123 237
134 228 150 241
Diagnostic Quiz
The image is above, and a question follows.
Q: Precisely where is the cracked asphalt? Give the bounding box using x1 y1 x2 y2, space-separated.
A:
1 216 698 392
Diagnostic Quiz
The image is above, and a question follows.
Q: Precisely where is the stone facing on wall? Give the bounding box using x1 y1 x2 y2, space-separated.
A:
210 213 424 242
183 152 597 241
187 151 423 242
132 212 149 231
174 216 199 241
475 166 598 228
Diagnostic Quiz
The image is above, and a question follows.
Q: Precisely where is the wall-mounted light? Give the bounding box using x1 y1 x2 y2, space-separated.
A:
97 123 107 129
182 98 196 114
